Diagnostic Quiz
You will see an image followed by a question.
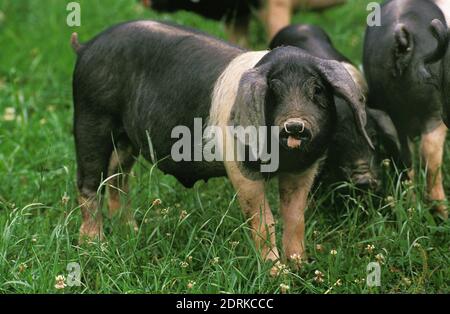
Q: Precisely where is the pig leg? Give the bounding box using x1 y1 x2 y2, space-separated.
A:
265 0 346 39
266 0 293 40
406 137 416 180
107 137 138 230
140 0 151 8
225 162 280 263
295 0 347 11
397 135 414 180
75 112 116 243
420 122 448 219
279 162 318 265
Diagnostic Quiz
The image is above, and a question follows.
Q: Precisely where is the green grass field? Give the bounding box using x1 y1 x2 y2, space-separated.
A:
0 0 449 294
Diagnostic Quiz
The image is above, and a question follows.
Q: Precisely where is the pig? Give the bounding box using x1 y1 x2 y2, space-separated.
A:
363 0 449 218
71 20 372 268
141 0 347 44
270 24 400 190
434 0 450 125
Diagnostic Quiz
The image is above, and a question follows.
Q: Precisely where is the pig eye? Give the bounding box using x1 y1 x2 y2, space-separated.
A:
314 84 324 96
369 132 378 143
313 84 328 109
270 79 284 91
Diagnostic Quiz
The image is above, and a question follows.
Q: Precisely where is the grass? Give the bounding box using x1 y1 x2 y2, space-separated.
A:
0 0 449 294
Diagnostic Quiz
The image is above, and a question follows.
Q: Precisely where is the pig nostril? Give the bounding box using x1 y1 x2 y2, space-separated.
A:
355 180 371 190
354 177 378 191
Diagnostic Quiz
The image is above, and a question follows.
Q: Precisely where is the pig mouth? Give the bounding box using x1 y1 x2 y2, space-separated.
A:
280 132 303 150
279 128 313 151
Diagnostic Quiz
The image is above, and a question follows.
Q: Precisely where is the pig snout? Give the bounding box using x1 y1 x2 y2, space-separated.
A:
349 161 379 191
280 119 312 150
352 173 379 191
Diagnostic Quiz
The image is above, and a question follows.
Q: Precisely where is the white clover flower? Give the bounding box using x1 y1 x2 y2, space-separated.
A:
375 253 385 264
179 210 188 220
61 193 70 205
152 198 161 206
18 263 28 273
385 196 395 207
402 277 412 286
314 270 324 283
290 253 303 268
365 244 375 254
3 107 16 121
187 280 196 289
272 261 289 277
54 275 66 290
279 283 290 294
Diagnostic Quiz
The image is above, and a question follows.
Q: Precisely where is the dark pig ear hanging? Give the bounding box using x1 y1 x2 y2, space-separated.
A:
310 56 374 150
422 18 450 127
229 67 268 130
424 19 449 65
442 51 450 128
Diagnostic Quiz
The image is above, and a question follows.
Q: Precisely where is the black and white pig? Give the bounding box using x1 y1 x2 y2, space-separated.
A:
71 20 372 267
270 24 400 190
363 0 449 218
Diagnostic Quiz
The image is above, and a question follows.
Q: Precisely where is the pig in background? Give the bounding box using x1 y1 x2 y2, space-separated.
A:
141 0 347 45
363 0 449 219
437 0 450 127
270 24 400 191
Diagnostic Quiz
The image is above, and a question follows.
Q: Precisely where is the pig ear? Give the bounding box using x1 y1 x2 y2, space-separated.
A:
393 24 414 77
424 19 449 65
443 78 450 128
367 108 401 157
315 59 375 150
229 68 268 128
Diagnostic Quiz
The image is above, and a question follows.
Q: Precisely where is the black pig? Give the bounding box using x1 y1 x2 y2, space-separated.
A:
435 0 450 125
363 0 449 218
142 0 347 44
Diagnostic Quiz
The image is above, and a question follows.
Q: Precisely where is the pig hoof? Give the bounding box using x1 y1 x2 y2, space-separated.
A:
432 204 448 220
79 224 104 244
269 266 279 278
